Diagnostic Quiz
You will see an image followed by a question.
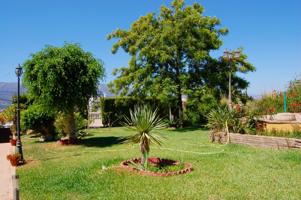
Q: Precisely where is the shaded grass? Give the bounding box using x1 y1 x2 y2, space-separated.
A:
80 136 127 148
18 127 301 200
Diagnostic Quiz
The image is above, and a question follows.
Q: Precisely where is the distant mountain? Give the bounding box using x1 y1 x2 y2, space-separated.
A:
0 82 26 109
0 82 114 110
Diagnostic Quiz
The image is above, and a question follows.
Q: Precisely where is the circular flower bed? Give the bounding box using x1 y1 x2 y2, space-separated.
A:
120 157 193 177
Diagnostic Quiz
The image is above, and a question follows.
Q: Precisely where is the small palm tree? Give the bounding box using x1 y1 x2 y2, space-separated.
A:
124 105 167 169
206 106 237 144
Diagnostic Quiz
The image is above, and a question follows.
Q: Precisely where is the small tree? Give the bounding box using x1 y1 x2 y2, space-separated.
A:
222 48 255 108
124 106 167 169
23 43 105 139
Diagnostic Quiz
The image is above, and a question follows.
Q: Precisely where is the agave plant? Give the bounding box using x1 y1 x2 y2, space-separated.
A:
124 105 167 169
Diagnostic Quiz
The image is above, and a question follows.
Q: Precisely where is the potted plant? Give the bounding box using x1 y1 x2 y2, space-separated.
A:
7 153 21 166
10 138 17 146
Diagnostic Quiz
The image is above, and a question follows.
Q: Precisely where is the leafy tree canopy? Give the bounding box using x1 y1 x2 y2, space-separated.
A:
22 43 105 138
23 43 105 114
108 0 228 125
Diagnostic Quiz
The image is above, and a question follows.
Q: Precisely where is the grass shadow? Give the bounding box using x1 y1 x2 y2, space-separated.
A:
80 136 127 148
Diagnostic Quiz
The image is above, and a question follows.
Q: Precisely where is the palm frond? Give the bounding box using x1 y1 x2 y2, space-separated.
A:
124 105 167 145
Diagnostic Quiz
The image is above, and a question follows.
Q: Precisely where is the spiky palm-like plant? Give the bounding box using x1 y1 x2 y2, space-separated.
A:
124 106 167 169
206 106 237 144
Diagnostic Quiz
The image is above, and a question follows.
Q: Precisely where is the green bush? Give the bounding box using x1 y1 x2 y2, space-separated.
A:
185 89 219 126
100 97 176 127
54 112 88 138
21 104 56 141
206 105 251 134
243 93 283 118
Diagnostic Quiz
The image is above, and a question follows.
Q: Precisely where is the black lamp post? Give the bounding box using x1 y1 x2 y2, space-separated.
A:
15 64 25 164
223 50 240 109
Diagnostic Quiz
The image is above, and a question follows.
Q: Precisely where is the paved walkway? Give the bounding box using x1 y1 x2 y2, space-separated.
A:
0 143 14 200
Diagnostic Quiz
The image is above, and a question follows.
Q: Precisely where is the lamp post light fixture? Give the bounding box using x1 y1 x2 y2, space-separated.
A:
223 50 241 109
15 64 25 164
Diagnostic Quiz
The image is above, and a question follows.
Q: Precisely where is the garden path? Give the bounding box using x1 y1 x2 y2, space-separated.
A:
0 143 14 200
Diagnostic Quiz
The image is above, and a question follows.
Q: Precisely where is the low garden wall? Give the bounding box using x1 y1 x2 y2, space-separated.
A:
228 133 301 149
257 120 301 132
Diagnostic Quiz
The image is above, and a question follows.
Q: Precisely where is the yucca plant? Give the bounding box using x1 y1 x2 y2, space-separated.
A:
124 105 167 169
206 106 237 144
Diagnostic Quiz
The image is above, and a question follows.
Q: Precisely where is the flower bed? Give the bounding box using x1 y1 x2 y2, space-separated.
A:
120 157 193 177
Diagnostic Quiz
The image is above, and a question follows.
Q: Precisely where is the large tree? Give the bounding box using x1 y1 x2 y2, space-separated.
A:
108 0 228 126
23 43 104 139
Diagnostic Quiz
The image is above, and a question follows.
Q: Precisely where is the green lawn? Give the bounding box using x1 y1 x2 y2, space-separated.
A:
18 127 301 200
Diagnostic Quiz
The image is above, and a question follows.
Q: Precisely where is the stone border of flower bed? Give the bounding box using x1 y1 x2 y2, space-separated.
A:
120 157 193 177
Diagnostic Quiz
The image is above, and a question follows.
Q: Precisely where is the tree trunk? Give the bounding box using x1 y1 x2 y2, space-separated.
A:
140 138 150 169
228 72 232 110
177 89 183 128
175 63 183 128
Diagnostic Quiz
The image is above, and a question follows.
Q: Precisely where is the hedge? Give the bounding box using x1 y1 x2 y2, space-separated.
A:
100 97 177 127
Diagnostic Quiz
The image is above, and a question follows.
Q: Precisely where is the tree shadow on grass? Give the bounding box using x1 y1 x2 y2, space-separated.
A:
80 136 127 148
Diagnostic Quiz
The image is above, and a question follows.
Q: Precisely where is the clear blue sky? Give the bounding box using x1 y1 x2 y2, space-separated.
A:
0 0 300 96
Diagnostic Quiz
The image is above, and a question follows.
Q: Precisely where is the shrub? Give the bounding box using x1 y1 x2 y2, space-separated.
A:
54 112 88 138
287 79 301 112
252 79 301 115
0 114 5 127
206 106 250 143
185 88 219 126
1 94 31 135
21 104 56 141
252 94 282 116
100 97 176 127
